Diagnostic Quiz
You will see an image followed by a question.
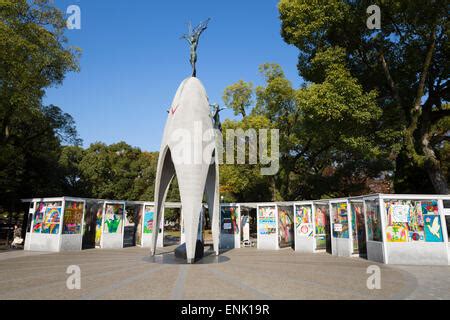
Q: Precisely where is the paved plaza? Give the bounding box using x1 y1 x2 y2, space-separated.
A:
0 246 449 300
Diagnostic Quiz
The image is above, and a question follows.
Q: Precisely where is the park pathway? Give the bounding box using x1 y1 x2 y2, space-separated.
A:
0 246 448 300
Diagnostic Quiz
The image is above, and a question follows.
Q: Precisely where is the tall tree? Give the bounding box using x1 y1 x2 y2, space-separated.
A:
220 115 274 202
78 142 171 201
222 60 385 200
0 0 81 210
279 0 449 193
223 80 254 118
58 145 89 197
0 0 79 144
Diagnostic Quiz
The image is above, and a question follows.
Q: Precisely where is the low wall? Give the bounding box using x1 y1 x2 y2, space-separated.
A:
60 234 82 251
258 233 278 250
220 233 240 249
332 238 352 257
101 233 123 249
295 237 315 253
386 242 449 265
366 241 384 263
141 232 164 248
28 233 60 252
24 232 32 251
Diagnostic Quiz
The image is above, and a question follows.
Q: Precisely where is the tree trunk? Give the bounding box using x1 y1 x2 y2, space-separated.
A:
425 164 449 194
421 129 448 194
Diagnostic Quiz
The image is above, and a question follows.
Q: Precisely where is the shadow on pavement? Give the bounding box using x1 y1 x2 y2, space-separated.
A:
143 245 230 265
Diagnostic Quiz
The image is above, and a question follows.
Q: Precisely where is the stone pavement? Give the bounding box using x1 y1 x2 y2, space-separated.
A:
0 246 448 300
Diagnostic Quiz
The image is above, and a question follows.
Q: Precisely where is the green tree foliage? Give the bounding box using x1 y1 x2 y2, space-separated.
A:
220 115 274 202
221 59 387 201
0 0 81 211
278 0 449 193
78 142 150 200
0 0 80 142
58 145 89 196
223 80 254 118
2 0 447 220
58 142 179 202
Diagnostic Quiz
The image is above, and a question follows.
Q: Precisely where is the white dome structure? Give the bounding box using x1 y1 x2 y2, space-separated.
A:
151 77 220 263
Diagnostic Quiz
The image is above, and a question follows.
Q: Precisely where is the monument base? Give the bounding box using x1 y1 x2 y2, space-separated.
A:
175 240 204 263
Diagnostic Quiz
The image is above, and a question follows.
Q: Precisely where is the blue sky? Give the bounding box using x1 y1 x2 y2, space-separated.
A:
44 0 302 152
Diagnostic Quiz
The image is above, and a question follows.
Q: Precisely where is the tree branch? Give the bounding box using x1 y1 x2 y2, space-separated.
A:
379 52 403 111
413 26 437 112
403 26 438 167
431 109 450 124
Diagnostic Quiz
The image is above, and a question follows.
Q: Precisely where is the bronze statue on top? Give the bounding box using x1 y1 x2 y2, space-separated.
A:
210 103 225 132
181 18 211 77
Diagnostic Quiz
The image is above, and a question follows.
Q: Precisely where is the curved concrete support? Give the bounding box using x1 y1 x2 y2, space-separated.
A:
205 155 220 255
151 147 175 256
151 77 220 263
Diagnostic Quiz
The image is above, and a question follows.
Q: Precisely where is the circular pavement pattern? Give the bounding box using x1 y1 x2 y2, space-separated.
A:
0 246 449 300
